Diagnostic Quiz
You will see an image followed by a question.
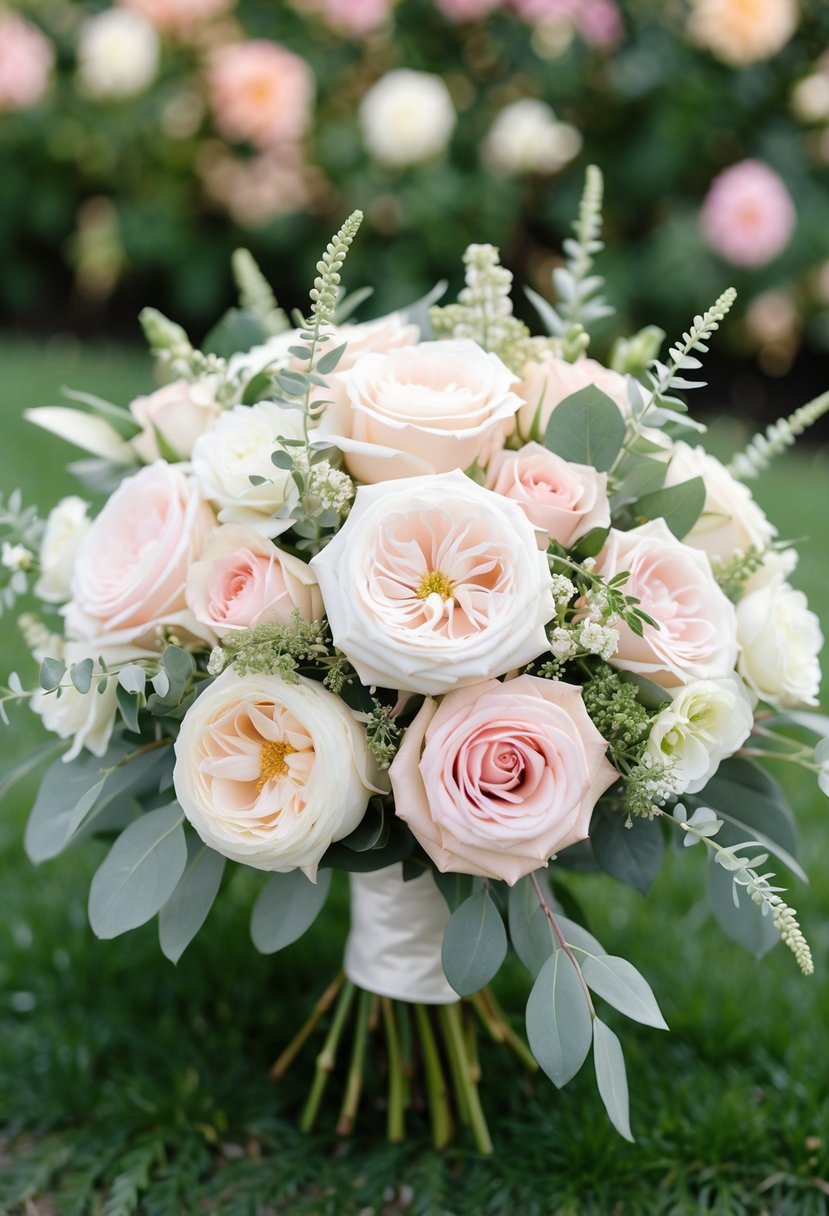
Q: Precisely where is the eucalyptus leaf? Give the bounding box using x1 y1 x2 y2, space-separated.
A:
544 387 626 472
159 838 226 964
0 739 67 802
441 889 508 997
581 955 668 1029
39 656 66 692
69 658 94 695
88 803 187 940
250 869 331 954
433 870 478 913
508 876 556 976
116 684 141 733
631 476 706 539
316 342 348 375
707 857 778 958
555 914 604 957
590 806 665 894
525 951 592 1088
593 1019 634 1142
203 308 267 358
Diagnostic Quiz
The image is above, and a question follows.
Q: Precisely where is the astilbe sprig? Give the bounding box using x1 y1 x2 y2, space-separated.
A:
231 248 289 336
727 390 829 481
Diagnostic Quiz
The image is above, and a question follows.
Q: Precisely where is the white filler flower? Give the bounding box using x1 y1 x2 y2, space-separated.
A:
360 69 456 167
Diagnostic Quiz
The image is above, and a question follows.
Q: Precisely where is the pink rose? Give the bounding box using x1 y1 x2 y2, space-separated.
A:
321 0 393 34
186 524 323 636
595 519 738 687
314 339 521 484
0 12 53 112
486 442 610 549
65 462 216 647
700 161 795 268
207 41 314 149
390 675 617 885
129 379 221 463
123 0 233 35
515 353 632 441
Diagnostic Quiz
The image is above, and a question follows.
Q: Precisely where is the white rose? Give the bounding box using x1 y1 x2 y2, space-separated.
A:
130 379 222 463
360 69 456 167
173 668 383 879
483 99 582 176
35 496 92 604
645 675 754 795
736 570 823 707
33 642 152 762
314 339 521 483
663 441 775 562
191 401 305 536
76 9 160 99
310 470 553 695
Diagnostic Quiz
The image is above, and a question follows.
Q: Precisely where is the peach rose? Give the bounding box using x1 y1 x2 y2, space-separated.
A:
595 519 738 687
515 353 633 440
64 462 216 647
185 525 322 636
173 668 382 878
486 442 610 549
389 675 617 885
314 339 521 483
130 379 222 463
310 470 553 695
0 12 53 112
207 40 314 149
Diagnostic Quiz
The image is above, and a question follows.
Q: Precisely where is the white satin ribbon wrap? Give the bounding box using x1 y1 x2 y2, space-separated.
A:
344 864 459 1004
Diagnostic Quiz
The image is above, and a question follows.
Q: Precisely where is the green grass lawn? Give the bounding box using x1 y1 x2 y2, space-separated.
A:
1 340 828 1215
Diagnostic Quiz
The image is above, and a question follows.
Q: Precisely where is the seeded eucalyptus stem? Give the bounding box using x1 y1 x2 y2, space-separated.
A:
380 996 406 1143
300 978 355 1132
270 970 345 1079
414 1004 453 1149
438 1004 494 1155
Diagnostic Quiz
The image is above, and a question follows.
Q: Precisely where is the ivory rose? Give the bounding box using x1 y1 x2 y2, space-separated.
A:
486 442 610 549
314 339 521 483
35 496 92 604
662 441 776 563
389 675 617 884
76 9 160 100
191 401 305 536
687 0 797 66
311 470 553 695
186 525 322 636
64 462 215 647
515 353 633 441
736 567 823 707
645 675 754 795
130 379 222 463
359 69 456 167
595 519 738 687
173 668 382 878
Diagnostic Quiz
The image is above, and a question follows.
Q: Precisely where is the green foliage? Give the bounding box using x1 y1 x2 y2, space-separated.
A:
430 243 535 371
441 888 508 997
590 806 666 893
250 868 332 954
729 391 829 481
525 950 592 1088
592 1020 633 1143
544 385 627 471
630 475 706 538
581 664 655 765
232 248 289 336
158 836 226 964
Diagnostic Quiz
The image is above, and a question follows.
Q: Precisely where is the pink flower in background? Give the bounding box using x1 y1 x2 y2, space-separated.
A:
122 0 234 35
207 41 314 149
434 0 503 20
0 12 54 112
511 0 622 47
700 160 796 267
197 143 316 227
321 0 393 35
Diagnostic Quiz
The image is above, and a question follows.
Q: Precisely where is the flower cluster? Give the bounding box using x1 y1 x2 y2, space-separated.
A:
6 180 826 1144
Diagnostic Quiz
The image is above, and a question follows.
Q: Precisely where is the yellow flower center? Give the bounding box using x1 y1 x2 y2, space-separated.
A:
257 740 297 791
416 570 454 600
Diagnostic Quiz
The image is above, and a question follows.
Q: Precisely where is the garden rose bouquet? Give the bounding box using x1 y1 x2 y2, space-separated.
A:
3 170 827 1150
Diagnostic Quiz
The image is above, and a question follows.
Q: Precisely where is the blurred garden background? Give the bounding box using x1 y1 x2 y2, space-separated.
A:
2 0 829 1212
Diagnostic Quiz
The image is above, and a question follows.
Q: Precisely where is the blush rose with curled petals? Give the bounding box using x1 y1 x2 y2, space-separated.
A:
389 675 617 885
486 442 610 549
310 470 553 695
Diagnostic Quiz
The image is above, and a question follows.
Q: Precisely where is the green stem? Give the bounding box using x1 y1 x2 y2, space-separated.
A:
396 1001 413 1111
380 997 406 1143
271 971 345 1080
474 988 539 1074
336 988 373 1136
439 1004 493 1155
414 1005 453 1150
300 979 355 1133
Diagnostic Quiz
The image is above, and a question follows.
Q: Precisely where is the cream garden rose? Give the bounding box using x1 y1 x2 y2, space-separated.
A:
359 69 456 167
191 401 305 536
173 668 381 878
130 379 222 463
314 339 521 483
486 442 610 549
596 519 739 687
311 470 553 695
645 675 754 795
736 566 823 707
390 675 617 884
185 524 322 636
76 8 160 99
64 462 215 647
35 496 91 604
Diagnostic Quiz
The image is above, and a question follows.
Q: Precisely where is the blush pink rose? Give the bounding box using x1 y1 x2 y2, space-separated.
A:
390 675 617 885
486 442 610 549
595 519 738 687
129 379 221 463
186 524 323 636
0 12 54 112
314 339 521 483
122 0 233 34
515 353 632 441
207 41 314 149
321 0 393 34
65 462 216 648
700 161 795 268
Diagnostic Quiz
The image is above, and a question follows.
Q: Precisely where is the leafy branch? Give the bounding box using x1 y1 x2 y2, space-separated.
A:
728 390 829 481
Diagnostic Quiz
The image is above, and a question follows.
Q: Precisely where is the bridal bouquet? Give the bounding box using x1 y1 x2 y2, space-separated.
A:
3 169 826 1151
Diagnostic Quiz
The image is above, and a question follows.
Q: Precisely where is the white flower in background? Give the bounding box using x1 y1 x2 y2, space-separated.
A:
33 642 152 762
483 99 582 175
645 675 754 795
191 401 305 537
663 441 776 563
736 568 823 707
76 9 160 100
1 542 33 572
35 496 91 604
360 69 456 167
791 72 829 124
687 0 797 66
173 668 384 879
